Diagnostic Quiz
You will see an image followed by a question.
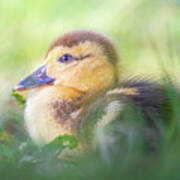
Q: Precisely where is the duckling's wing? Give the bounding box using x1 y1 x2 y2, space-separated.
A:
116 78 166 124
82 78 177 153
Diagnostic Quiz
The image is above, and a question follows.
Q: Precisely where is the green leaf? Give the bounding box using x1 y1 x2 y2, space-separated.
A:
12 90 26 108
29 135 78 162
48 135 78 150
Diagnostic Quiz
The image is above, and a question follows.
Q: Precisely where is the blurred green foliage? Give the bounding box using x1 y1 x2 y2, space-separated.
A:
0 0 180 179
12 90 26 108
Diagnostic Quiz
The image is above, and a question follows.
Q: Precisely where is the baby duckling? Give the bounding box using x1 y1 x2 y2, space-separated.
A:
14 30 169 149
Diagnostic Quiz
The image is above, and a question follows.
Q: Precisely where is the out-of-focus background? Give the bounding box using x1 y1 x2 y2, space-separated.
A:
0 0 180 179
1 0 179 107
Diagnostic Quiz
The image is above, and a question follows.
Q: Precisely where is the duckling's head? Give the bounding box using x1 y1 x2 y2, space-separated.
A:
15 31 119 93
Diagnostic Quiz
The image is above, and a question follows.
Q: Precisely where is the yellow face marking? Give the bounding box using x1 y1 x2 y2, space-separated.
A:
45 41 115 93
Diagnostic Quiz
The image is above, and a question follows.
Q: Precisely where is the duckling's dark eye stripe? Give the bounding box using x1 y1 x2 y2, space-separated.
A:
74 54 91 61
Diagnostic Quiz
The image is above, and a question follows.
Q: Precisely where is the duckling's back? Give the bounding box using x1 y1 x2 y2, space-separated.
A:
80 78 174 153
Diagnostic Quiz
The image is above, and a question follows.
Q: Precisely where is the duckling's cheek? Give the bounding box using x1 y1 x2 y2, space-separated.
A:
46 61 74 80
46 63 59 79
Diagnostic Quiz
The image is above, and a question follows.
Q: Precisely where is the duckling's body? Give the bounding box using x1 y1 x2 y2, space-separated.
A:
15 30 169 148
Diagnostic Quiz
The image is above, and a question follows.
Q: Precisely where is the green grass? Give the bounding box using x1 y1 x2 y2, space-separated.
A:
1 0 180 179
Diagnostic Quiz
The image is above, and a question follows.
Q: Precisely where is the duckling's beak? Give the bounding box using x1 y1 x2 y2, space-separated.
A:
14 65 55 91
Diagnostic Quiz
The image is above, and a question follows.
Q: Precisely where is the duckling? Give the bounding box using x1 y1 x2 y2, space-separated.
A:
14 30 169 149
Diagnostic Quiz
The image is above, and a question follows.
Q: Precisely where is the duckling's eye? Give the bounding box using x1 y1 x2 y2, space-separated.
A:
58 54 73 63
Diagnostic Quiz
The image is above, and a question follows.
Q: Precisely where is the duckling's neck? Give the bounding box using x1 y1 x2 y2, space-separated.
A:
25 85 92 144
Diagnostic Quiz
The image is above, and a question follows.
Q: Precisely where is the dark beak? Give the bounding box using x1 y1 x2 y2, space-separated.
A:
14 65 55 91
